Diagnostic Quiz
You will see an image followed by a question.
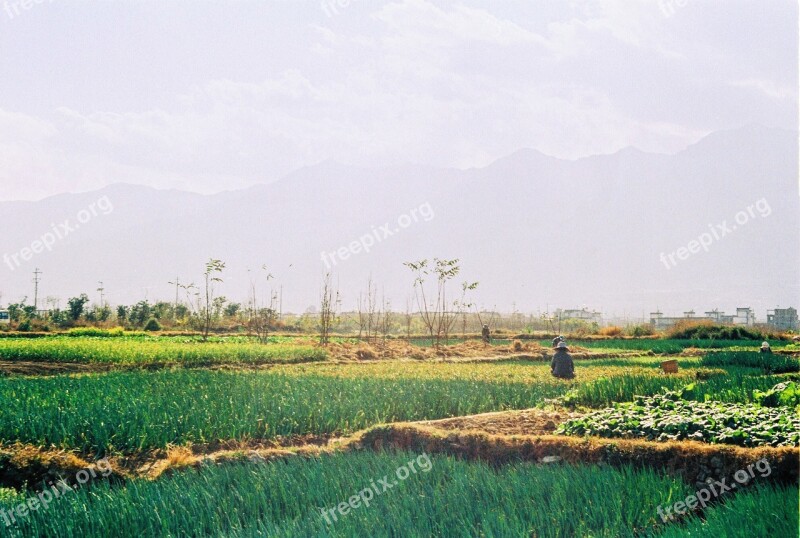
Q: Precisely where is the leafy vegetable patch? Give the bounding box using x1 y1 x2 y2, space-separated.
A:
556 392 800 447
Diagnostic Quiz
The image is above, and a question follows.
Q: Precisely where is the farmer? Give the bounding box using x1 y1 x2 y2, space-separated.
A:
481 324 491 344
551 341 575 379
552 335 564 349
760 341 772 354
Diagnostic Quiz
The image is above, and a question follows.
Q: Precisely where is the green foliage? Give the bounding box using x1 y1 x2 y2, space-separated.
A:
668 324 763 340
67 294 90 321
0 369 563 454
0 338 326 367
628 324 655 337
66 327 125 337
701 351 799 374
562 370 790 408
557 393 800 447
651 483 798 538
0 452 692 537
143 318 162 332
753 382 799 408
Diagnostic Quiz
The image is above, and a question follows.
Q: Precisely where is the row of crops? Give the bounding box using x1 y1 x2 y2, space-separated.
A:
1 450 795 537
0 368 562 454
0 360 788 455
557 391 800 447
0 338 327 365
0 335 788 368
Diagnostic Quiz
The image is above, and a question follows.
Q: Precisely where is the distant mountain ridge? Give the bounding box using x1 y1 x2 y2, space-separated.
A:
1 125 797 319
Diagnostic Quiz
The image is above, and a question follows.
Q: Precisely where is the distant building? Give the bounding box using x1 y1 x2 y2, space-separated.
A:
732 307 755 326
767 307 798 331
650 310 703 330
704 309 734 324
650 308 747 330
0 310 9 325
555 308 602 324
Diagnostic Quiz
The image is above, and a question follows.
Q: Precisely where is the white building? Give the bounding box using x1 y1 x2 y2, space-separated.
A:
555 308 602 324
0 310 9 325
732 307 755 326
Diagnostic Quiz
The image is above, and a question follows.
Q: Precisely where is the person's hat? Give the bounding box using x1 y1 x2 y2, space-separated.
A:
761 341 770 347
557 341 568 349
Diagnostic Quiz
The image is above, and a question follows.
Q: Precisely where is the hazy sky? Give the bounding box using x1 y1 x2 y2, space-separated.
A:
0 0 796 201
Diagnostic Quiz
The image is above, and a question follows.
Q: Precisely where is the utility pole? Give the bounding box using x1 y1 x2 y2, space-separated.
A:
168 276 181 320
172 277 180 307
97 281 105 309
32 268 42 311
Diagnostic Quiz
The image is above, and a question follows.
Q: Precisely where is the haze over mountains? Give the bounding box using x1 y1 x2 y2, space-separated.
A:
1 124 797 320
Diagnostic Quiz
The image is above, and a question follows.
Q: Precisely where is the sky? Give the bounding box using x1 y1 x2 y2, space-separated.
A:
0 0 797 201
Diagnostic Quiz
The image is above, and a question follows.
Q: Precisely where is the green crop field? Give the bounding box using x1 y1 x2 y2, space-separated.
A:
0 337 326 366
0 452 710 537
1 451 795 537
0 335 796 536
0 357 788 455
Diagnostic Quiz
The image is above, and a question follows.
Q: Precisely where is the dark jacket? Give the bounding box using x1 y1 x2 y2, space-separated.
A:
551 349 574 378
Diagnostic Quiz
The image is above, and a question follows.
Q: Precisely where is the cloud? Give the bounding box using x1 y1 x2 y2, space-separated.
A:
729 79 796 100
0 0 793 200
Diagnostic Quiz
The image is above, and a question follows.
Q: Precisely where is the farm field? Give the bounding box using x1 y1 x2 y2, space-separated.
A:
0 336 327 367
0 335 797 536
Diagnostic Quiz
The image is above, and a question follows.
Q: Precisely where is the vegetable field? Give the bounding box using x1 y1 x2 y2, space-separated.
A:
0 334 796 536
0 337 326 366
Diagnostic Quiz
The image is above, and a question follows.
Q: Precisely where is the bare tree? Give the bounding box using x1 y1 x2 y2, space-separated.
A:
178 259 225 341
319 272 340 346
248 265 277 344
404 258 477 348
378 293 392 348
404 297 414 340
356 275 378 342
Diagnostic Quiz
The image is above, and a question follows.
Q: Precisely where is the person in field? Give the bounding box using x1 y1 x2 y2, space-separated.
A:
760 341 772 354
481 324 491 344
551 341 575 379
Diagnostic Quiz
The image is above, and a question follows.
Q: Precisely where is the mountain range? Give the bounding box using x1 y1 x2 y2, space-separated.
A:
1 124 797 320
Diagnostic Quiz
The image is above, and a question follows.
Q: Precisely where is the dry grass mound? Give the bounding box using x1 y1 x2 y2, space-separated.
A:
352 423 799 489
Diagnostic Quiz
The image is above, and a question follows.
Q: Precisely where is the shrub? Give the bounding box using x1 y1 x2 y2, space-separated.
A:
143 318 162 332
668 321 763 340
598 326 622 337
627 324 655 337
